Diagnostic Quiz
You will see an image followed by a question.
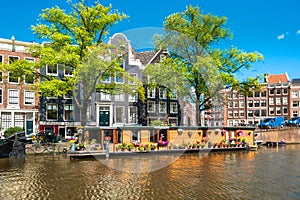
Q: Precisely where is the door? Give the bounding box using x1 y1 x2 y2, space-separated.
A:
99 111 110 126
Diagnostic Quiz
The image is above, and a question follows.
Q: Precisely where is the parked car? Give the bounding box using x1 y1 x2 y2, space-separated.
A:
259 116 285 129
286 116 300 126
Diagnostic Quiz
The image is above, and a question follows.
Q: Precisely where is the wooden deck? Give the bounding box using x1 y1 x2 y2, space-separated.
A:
67 147 247 159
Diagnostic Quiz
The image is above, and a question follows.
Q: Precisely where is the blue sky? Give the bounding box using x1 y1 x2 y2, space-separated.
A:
1 0 300 80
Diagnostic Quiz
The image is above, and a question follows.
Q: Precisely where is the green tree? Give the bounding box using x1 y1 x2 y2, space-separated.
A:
146 5 264 125
2 0 144 128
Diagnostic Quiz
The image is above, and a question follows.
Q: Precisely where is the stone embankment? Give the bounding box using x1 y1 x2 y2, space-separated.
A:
255 127 300 144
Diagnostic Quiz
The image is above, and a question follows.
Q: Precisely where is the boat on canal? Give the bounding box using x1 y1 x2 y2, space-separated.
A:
0 132 26 158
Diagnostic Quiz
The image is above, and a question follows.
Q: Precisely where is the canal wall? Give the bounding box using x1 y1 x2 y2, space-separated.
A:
255 127 300 144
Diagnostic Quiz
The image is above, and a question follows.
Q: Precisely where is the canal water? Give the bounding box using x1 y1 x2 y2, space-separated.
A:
1 145 300 200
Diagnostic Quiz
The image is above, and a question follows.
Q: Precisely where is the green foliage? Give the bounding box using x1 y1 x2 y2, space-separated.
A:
4 127 23 138
150 120 163 126
148 5 264 125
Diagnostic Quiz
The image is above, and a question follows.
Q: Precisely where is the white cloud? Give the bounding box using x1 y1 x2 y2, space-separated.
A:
297 30 300 35
277 34 285 40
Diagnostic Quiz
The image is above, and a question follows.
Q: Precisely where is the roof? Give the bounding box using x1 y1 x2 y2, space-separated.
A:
266 73 289 83
134 51 158 65
291 78 300 85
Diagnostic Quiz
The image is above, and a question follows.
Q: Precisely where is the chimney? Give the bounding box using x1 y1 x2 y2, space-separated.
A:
264 73 269 83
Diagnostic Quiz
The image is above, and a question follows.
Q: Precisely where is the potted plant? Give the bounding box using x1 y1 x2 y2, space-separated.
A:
188 131 193 138
150 143 156 150
127 143 135 151
138 145 145 152
177 129 183 135
118 143 127 151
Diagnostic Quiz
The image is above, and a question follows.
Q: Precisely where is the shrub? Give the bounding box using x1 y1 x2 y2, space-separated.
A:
4 127 23 138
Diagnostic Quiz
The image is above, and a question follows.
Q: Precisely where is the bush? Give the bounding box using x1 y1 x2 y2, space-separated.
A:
4 127 23 138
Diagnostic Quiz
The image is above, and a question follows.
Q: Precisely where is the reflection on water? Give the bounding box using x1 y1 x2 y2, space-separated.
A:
1 146 300 199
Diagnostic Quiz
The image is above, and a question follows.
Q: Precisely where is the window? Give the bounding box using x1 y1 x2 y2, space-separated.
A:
239 93 244 98
276 97 281 105
8 72 19 83
261 91 266 97
102 73 111 83
46 64 58 75
248 100 253 107
0 55 3 64
25 57 35 84
254 91 260 97
292 90 298 98
239 101 244 108
159 102 167 113
147 101 155 113
283 97 288 105
115 93 124 101
276 89 281 95
147 88 155 98
254 110 260 117
261 100 266 107
269 88 274 95
228 111 233 118
234 101 238 108
248 110 253 117
283 88 288 94
128 73 137 85
64 65 74 76
269 107 274 115
115 72 124 83
129 92 137 102
101 92 111 101
8 89 19 104
234 111 239 118
159 88 167 99
24 91 35 105
64 91 73 99
115 106 124 123
0 71 2 82
170 90 177 99
47 104 58 120
1 112 12 130
293 101 298 107
8 56 19 64
25 73 34 84
283 107 288 115
239 110 245 117
228 102 233 108
293 111 298 117
269 98 274 105
64 104 74 121
276 107 281 115
233 93 238 99
170 102 178 113
261 109 267 116
254 100 260 107
129 106 137 123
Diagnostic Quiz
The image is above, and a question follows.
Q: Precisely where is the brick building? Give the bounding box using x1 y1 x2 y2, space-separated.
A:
0 37 39 135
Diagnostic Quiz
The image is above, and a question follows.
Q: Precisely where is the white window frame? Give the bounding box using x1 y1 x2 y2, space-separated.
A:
46 103 58 120
128 92 137 102
170 102 178 113
129 106 137 124
64 104 74 121
159 88 167 99
46 64 58 76
147 101 155 113
147 88 155 98
8 55 19 64
8 72 19 83
115 93 124 101
8 89 19 105
24 90 35 106
128 73 138 85
64 65 74 77
159 101 167 113
100 92 111 101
